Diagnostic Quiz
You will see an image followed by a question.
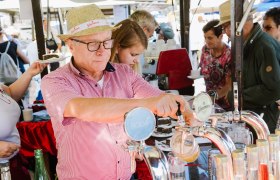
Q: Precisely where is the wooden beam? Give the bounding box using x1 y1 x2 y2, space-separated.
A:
31 0 48 78
179 0 190 51
231 0 244 110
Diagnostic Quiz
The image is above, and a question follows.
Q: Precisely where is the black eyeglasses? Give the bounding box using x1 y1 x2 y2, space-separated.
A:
71 38 114 52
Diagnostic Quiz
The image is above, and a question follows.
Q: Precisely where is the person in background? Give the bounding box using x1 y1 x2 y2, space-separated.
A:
129 10 158 75
110 19 147 74
199 19 232 111
0 27 30 76
263 7 280 42
129 10 158 39
217 1 256 47
218 0 280 132
157 23 175 43
262 7 280 115
41 4 196 179
43 17 61 71
0 61 47 179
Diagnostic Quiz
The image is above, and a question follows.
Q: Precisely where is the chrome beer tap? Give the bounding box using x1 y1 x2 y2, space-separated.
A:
208 82 270 139
124 107 171 180
233 82 240 122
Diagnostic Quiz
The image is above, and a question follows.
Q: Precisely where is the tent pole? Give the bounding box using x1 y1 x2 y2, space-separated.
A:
231 0 244 110
31 0 48 78
179 0 190 51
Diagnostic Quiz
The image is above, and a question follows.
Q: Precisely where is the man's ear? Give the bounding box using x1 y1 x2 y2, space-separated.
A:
66 40 74 52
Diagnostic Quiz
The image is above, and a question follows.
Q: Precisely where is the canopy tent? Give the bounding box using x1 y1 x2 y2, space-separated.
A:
0 0 173 11
0 0 137 10
254 0 280 12
190 0 279 14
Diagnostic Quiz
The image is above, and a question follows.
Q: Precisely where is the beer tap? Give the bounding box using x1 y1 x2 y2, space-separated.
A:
233 82 240 122
208 82 270 139
124 107 171 179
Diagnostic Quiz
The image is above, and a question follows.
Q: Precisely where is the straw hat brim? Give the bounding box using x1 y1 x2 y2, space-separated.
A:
216 7 257 26
58 24 121 41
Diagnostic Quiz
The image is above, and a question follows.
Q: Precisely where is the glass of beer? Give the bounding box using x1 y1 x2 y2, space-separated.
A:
170 128 200 162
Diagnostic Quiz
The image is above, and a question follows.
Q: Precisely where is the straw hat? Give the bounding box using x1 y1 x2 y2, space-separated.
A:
58 4 120 41
217 0 257 26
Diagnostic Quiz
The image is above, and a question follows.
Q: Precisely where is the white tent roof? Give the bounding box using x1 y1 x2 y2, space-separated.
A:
0 0 137 10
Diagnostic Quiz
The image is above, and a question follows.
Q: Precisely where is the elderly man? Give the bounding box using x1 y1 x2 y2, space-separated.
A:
217 0 280 132
129 10 158 39
41 4 194 179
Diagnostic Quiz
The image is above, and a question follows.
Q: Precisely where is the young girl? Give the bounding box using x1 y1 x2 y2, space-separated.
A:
110 19 148 74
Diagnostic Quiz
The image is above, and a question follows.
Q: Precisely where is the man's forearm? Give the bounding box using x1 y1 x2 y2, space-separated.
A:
64 97 149 123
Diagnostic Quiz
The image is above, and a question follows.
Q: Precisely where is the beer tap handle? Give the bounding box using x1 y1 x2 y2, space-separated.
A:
233 82 240 121
176 102 186 127
128 145 137 173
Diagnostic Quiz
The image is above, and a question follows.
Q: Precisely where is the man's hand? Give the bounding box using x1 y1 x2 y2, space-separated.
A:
183 108 204 127
146 94 187 118
0 141 20 158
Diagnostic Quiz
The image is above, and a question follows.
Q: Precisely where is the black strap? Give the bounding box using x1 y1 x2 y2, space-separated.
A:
50 32 54 39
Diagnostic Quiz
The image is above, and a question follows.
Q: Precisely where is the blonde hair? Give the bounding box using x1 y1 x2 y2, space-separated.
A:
130 10 157 32
110 19 147 73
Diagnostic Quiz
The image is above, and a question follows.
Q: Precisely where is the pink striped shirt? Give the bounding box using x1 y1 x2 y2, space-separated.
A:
41 61 162 179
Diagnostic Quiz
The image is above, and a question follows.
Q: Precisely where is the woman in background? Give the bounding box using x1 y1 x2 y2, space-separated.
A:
0 61 47 179
110 19 148 74
0 27 30 76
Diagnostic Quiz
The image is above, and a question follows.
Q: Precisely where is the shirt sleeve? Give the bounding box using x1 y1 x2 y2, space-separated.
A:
125 65 164 98
41 73 83 123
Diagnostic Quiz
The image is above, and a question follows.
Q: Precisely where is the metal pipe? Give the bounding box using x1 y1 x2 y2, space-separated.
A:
236 0 256 36
241 111 270 139
192 126 235 155
209 110 270 140
192 126 235 180
142 146 171 180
